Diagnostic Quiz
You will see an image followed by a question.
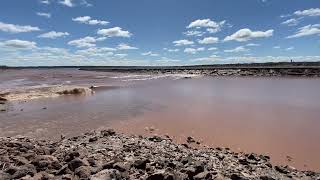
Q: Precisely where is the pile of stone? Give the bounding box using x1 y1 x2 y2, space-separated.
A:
0 129 319 180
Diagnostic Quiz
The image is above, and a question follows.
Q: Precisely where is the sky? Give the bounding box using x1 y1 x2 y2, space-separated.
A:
0 0 319 66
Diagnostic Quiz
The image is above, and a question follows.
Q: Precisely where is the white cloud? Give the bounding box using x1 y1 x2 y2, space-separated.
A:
246 43 260 47
164 48 179 52
72 16 108 25
183 30 205 37
281 18 299 26
141 51 159 56
173 39 194 46
273 46 281 49
286 47 294 51
294 8 320 17
0 22 40 33
81 0 92 7
36 12 51 18
114 54 128 58
68 36 105 48
59 0 73 7
287 24 320 38
0 39 37 49
224 28 273 42
224 46 249 53
76 47 116 57
97 27 132 37
38 31 69 39
184 47 205 54
198 37 219 44
39 0 50 4
208 47 218 51
187 19 225 33
191 55 220 62
117 43 138 50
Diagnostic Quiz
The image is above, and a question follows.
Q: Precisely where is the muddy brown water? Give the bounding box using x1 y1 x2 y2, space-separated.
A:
1 69 320 171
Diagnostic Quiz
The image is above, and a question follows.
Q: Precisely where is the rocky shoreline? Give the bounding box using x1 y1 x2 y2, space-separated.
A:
1 129 319 180
80 67 320 77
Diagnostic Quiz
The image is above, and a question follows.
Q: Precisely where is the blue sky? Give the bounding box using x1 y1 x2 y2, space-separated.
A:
0 0 319 66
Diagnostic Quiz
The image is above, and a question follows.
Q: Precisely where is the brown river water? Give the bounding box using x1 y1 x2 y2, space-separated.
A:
0 69 320 171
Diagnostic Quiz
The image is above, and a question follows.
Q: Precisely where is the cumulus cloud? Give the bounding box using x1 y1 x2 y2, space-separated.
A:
141 51 159 56
59 0 73 7
0 22 40 33
224 28 273 42
287 24 320 38
281 18 300 26
198 37 219 44
286 47 294 51
38 31 69 39
246 43 260 47
163 48 179 52
184 47 205 54
173 39 194 46
187 19 225 33
68 36 105 48
183 30 205 37
97 27 132 37
224 46 249 53
0 39 37 49
117 43 138 50
72 16 108 25
208 47 218 51
294 8 320 17
76 47 116 57
39 0 50 4
114 54 128 58
36 12 51 18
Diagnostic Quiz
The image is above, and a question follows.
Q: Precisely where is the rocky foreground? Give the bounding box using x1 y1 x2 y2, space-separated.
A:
0 130 319 180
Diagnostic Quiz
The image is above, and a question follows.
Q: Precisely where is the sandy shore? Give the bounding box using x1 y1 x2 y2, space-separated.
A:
0 129 319 180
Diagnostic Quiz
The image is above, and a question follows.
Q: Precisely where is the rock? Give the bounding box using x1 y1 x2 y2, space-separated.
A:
68 158 85 171
0 97 7 101
146 172 165 180
75 166 91 179
247 153 260 161
12 165 36 179
194 171 212 180
56 164 70 175
33 171 55 180
12 156 29 166
64 151 80 162
91 169 121 180
133 159 149 170
259 175 276 180
186 136 196 143
149 136 163 142
0 172 11 180
100 129 116 136
113 162 129 172
57 88 86 95
230 173 247 180
89 136 98 142
274 166 289 174
31 155 61 171
182 167 197 179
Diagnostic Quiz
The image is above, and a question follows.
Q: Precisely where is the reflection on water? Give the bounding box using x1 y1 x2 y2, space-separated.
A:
1 75 320 170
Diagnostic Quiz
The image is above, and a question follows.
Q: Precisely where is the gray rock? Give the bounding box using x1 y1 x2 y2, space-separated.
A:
91 169 121 180
75 166 91 179
68 158 85 171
